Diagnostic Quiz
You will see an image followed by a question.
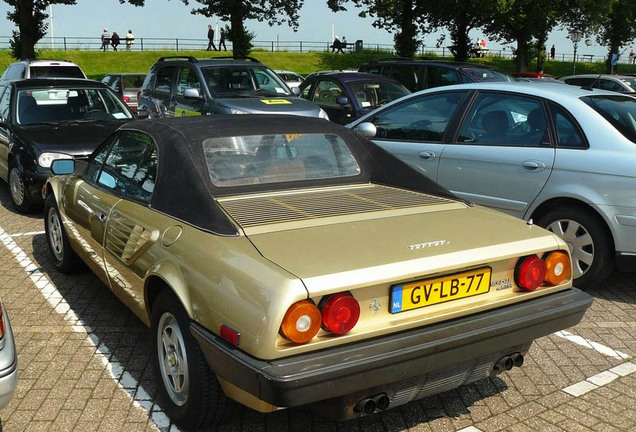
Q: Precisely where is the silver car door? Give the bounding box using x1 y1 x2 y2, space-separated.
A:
437 91 555 217
367 90 469 182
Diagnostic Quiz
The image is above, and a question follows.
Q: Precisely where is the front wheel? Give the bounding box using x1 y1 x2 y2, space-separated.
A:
44 194 82 273
8 162 36 213
536 205 614 287
150 290 233 429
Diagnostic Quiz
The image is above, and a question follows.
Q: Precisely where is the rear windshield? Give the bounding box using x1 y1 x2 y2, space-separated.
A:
459 67 513 83
349 80 410 109
617 77 636 92
29 66 85 79
582 95 636 142
122 75 146 89
203 133 361 187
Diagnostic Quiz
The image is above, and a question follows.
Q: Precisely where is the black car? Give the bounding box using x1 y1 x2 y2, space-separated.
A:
299 72 410 125
358 58 513 92
0 78 135 212
138 56 328 119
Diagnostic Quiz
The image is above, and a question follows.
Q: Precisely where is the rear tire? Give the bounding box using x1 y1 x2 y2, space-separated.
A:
8 162 36 213
536 205 614 287
44 194 82 273
150 290 233 429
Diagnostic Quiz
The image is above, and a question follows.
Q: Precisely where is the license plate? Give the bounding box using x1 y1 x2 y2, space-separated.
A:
390 267 491 313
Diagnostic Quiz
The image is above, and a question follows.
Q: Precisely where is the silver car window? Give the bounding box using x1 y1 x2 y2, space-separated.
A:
582 95 636 142
203 133 361 187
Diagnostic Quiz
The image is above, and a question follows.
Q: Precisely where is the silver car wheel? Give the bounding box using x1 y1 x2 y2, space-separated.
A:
9 167 26 206
157 312 189 407
545 219 593 280
46 207 64 262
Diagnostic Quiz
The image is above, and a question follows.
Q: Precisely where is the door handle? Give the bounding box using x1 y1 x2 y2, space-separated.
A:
97 212 107 223
522 160 546 171
418 151 436 160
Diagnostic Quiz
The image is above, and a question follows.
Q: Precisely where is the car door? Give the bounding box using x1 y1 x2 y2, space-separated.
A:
152 65 178 117
437 91 555 216
98 131 160 317
308 78 352 125
364 90 470 180
0 85 10 180
173 66 206 116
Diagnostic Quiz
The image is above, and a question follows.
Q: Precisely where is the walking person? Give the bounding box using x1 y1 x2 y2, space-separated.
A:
111 31 121 51
101 28 110 51
550 44 556 60
206 24 217 51
125 29 135 51
219 27 227 51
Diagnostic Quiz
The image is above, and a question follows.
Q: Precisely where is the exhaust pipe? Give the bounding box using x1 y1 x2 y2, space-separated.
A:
373 393 390 411
354 398 376 415
494 355 514 372
511 352 524 367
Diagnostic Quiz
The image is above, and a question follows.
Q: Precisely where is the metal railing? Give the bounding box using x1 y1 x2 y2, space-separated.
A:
0 35 615 63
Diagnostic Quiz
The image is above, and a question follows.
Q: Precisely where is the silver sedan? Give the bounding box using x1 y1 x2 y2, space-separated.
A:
348 82 636 287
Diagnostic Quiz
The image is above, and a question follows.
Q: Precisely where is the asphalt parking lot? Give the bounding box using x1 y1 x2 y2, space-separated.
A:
0 185 635 432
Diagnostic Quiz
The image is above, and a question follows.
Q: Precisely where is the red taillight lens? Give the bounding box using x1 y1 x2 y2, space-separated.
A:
544 251 571 285
321 293 360 335
516 255 546 291
123 96 130 103
280 300 321 344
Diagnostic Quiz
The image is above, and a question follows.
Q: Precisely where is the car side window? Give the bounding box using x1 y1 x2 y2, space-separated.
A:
598 79 624 93
86 137 116 184
97 131 158 203
370 91 467 142
387 66 418 91
176 66 201 96
0 87 10 122
548 102 586 148
457 92 549 146
300 79 314 99
155 66 176 94
315 80 344 108
426 67 460 89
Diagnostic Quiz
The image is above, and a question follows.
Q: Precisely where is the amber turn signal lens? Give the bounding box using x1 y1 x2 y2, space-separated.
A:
544 251 571 285
516 255 546 291
280 300 321 344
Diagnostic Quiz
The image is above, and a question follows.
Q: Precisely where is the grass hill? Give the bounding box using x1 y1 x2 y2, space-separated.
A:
1 48 635 80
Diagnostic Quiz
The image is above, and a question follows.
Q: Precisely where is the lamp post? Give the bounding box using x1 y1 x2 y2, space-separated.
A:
569 29 583 74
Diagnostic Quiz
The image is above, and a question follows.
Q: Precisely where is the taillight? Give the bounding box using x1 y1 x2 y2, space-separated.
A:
544 251 571 285
320 293 360 335
123 96 130 103
280 300 321 344
0 305 5 339
515 255 546 291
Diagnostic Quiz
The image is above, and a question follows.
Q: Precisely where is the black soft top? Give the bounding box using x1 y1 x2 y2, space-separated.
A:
119 115 459 235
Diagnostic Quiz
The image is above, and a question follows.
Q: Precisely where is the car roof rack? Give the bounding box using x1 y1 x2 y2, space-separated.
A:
158 56 198 63
209 56 262 63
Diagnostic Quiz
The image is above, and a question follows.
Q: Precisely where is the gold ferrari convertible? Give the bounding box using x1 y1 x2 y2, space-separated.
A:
43 115 592 429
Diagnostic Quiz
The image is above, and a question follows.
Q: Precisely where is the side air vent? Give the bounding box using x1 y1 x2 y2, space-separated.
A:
218 184 454 227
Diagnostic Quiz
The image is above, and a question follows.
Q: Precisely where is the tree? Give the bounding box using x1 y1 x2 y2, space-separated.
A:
4 0 144 60
328 0 427 58
594 0 636 71
179 0 304 57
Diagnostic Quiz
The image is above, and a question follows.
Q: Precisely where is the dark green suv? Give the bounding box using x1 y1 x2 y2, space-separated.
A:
138 56 328 119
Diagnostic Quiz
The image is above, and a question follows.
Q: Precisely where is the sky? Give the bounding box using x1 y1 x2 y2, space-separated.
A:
0 0 630 61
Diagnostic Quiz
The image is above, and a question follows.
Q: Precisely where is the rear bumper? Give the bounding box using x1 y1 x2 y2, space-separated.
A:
192 288 592 411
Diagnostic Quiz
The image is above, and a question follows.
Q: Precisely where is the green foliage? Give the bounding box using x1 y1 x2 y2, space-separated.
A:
225 25 254 57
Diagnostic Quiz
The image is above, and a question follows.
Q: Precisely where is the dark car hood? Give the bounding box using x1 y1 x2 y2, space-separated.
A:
16 121 123 156
216 96 323 117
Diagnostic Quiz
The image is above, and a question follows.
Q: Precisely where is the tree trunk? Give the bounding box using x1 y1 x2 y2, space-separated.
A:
514 38 529 72
450 16 470 62
16 0 37 59
535 33 547 73
395 0 418 57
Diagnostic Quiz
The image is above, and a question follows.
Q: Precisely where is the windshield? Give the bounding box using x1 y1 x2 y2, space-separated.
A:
582 95 636 142
460 67 513 83
349 80 410 109
203 133 361 187
17 87 133 125
201 66 292 97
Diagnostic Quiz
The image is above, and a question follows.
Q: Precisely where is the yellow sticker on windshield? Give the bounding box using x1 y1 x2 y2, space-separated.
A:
286 134 303 141
261 99 292 105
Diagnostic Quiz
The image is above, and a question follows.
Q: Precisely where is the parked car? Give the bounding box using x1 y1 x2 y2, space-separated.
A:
0 78 135 212
349 82 636 287
358 58 513 92
298 71 410 125
560 74 636 94
0 59 86 80
512 72 556 80
0 299 17 419
274 70 304 89
101 73 146 111
138 56 328 119
43 114 591 429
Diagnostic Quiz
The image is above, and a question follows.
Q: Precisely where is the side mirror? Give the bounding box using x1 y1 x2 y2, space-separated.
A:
136 109 149 120
51 159 75 175
291 87 301 96
336 95 350 106
354 122 377 138
183 88 203 99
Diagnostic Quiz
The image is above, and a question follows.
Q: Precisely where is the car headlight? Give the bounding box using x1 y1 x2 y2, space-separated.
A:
38 152 71 168
319 108 330 121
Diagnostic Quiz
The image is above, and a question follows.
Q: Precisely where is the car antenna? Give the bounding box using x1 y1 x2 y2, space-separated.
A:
582 74 602 91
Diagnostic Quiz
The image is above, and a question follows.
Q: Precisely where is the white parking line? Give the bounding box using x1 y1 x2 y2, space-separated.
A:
457 427 484 432
554 330 631 360
10 230 45 237
563 362 636 396
0 226 179 432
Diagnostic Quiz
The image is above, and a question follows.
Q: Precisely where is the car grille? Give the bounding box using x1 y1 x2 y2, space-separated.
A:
217 184 455 227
